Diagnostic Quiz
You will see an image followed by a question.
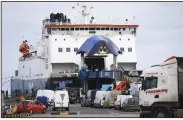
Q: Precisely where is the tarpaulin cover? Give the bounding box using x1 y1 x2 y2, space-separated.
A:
77 35 122 56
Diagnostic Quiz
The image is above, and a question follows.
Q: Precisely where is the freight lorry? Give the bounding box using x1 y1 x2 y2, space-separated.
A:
139 56 183 118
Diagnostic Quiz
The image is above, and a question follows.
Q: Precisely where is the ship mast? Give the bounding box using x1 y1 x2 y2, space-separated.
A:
72 3 93 24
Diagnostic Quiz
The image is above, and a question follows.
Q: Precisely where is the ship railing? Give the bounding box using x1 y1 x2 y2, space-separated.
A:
50 72 79 78
44 21 71 25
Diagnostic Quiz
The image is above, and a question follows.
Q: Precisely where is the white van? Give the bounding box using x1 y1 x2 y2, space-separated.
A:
114 95 132 110
53 90 69 111
36 89 54 107
94 91 107 108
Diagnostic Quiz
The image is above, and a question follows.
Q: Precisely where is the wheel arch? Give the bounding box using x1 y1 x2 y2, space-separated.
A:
151 102 173 117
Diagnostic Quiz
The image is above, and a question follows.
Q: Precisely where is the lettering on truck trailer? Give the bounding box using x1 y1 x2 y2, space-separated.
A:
146 89 168 94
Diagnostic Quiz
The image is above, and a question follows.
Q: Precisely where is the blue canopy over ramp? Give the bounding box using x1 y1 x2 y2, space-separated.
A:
77 35 122 56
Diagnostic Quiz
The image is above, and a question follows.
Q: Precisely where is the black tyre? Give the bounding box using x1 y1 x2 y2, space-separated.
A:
151 108 170 118
29 109 33 114
81 102 84 107
42 108 46 114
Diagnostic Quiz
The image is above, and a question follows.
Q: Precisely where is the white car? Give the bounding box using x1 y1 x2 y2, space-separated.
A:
53 90 69 111
114 95 132 110
94 91 107 108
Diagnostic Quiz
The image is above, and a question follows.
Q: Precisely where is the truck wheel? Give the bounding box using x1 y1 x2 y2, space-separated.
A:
66 107 69 111
152 108 170 118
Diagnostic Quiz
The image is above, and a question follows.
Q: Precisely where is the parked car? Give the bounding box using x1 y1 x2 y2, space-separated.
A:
94 91 107 108
17 100 46 114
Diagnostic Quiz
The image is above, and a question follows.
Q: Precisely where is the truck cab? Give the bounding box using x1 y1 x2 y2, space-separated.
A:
139 56 183 118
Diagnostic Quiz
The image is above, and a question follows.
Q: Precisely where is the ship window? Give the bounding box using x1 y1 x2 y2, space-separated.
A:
128 47 132 52
120 47 125 52
96 28 100 30
128 38 130 41
75 28 79 30
52 28 57 31
58 48 63 52
80 28 84 30
45 58 48 63
110 28 113 31
74 48 78 52
101 28 105 30
66 28 69 31
61 28 65 31
123 28 126 31
47 28 51 34
114 28 118 31
71 28 74 31
119 38 121 41
45 64 48 69
85 28 89 30
134 28 136 34
66 48 70 52
106 28 109 30
89 28 95 30
89 31 96 34
47 47 49 54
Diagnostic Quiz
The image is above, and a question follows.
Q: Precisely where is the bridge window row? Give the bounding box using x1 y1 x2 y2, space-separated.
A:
120 47 133 52
58 48 78 52
48 28 136 32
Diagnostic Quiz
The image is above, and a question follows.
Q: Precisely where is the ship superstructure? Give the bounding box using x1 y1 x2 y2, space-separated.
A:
11 4 139 95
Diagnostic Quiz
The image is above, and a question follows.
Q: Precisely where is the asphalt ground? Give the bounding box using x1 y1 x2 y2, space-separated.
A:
30 104 140 118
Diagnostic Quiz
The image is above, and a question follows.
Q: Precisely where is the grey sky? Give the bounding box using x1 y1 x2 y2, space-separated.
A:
2 2 183 91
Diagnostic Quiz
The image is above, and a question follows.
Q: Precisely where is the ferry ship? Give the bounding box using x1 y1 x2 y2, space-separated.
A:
11 4 139 95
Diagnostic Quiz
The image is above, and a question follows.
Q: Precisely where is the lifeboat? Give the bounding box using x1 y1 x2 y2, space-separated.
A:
19 41 30 57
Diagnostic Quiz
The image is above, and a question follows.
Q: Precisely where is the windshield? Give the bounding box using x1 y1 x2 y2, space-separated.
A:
142 77 158 90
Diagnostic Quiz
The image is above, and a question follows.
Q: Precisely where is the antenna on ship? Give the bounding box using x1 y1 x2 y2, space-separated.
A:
72 3 93 24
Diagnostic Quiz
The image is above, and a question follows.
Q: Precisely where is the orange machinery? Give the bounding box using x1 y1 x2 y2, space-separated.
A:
114 81 128 91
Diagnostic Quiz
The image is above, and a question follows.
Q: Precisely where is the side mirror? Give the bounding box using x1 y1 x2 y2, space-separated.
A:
103 98 105 100
114 98 117 101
